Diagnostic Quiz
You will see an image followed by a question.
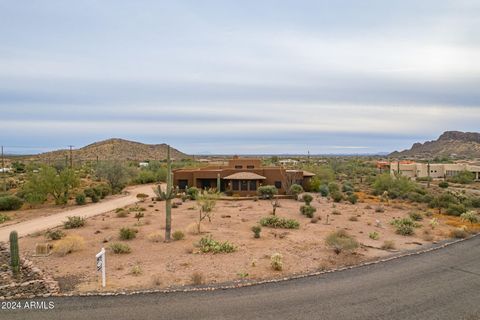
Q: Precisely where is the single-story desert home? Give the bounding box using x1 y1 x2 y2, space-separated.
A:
173 156 315 196
388 161 480 181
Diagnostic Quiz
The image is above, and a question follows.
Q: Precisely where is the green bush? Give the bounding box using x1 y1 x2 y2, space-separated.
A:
372 173 418 199
300 205 316 218
45 229 66 240
257 185 278 199
288 184 303 197
438 181 449 189
347 193 358 204
460 211 479 223
0 213 11 224
198 235 235 253
446 203 466 216
328 182 340 193
119 227 137 240
369 231 380 240
63 216 86 229
259 216 300 229
319 185 329 197
447 170 475 184
0 196 23 211
186 187 200 200
331 191 343 203
75 193 86 205
409 211 423 221
251 225 262 238
325 230 359 254
110 242 131 254
390 218 418 236
342 182 354 193
172 230 185 241
302 193 313 205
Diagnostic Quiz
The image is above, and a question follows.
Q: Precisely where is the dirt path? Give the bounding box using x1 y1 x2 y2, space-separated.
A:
0 184 157 242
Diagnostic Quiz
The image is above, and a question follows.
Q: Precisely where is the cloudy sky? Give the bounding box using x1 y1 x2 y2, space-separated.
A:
1 1 479 155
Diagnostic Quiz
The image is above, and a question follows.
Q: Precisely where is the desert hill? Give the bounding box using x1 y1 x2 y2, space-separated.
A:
389 131 480 159
30 138 189 162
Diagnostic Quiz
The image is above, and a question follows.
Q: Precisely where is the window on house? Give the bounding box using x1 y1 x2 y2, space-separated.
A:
247 165 254 169
232 180 239 191
178 180 188 189
274 181 282 189
241 180 248 191
249 180 257 191
235 165 243 169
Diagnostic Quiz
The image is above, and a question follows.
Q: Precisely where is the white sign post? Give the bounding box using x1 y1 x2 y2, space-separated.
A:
95 247 106 288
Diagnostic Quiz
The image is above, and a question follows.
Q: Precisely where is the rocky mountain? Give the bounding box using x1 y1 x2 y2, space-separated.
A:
390 131 480 159
30 138 189 162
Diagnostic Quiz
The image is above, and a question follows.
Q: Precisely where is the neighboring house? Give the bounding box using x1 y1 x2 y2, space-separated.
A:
0 168 12 173
389 162 480 181
279 159 299 166
139 162 149 167
173 156 315 196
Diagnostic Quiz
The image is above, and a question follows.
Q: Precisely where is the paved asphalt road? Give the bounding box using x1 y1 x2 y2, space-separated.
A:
3 236 480 320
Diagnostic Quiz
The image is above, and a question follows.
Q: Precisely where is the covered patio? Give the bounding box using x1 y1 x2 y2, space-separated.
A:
223 172 266 195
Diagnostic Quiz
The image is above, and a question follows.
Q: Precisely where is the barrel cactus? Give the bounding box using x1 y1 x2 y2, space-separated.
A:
9 230 20 275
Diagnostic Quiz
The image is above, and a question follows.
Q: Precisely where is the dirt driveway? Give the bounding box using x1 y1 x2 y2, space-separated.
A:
0 184 157 242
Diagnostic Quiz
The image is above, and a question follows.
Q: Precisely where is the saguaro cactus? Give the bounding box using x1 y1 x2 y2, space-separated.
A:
159 145 177 241
9 230 20 275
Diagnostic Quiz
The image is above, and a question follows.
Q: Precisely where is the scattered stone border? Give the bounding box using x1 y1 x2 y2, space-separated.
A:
0 243 59 300
49 232 479 299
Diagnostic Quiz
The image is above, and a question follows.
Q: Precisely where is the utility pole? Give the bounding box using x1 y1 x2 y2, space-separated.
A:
69 145 74 169
1 146 6 192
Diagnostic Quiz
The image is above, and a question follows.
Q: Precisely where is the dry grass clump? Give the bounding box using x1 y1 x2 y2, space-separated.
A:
270 253 283 271
348 216 358 222
450 228 468 239
325 230 359 254
131 264 142 276
186 222 200 235
381 240 395 250
53 235 85 256
172 230 185 241
191 272 204 285
147 232 164 243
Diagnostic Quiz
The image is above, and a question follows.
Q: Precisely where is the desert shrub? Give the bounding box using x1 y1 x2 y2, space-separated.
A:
328 182 340 193
349 216 358 222
191 272 204 285
75 193 86 205
270 253 283 271
331 191 343 203
409 211 423 221
251 225 262 238
375 206 385 213
96 183 111 198
460 211 479 224
134 211 144 222
302 193 313 205
319 184 329 197
300 205 316 218
347 193 358 204
147 232 163 242
131 264 142 276
369 231 379 240
136 193 149 202
90 193 99 203
198 235 235 253
381 240 396 250
447 170 475 184
325 230 359 254
342 182 354 193
172 230 185 241
0 213 11 224
310 216 319 223
45 229 65 240
332 209 341 215
95 161 132 193
63 216 86 229
450 228 468 239
53 235 85 256
186 222 200 235
116 209 128 218
257 185 278 199
470 197 480 208
186 187 200 200
119 227 137 240
109 242 131 254
259 216 300 229
84 188 96 198
391 218 418 236
438 181 449 189
0 195 23 211
372 173 417 199
429 192 458 213
446 203 466 216
288 184 303 197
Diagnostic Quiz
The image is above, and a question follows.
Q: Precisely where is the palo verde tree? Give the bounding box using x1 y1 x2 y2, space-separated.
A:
155 145 177 241
95 161 132 194
23 166 79 205
196 189 219 233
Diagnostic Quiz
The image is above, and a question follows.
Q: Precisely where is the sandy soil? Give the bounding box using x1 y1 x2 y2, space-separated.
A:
18 194 474 293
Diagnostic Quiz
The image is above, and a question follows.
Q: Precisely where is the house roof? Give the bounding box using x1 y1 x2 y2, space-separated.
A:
223 172 267 180
302 170 316 177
